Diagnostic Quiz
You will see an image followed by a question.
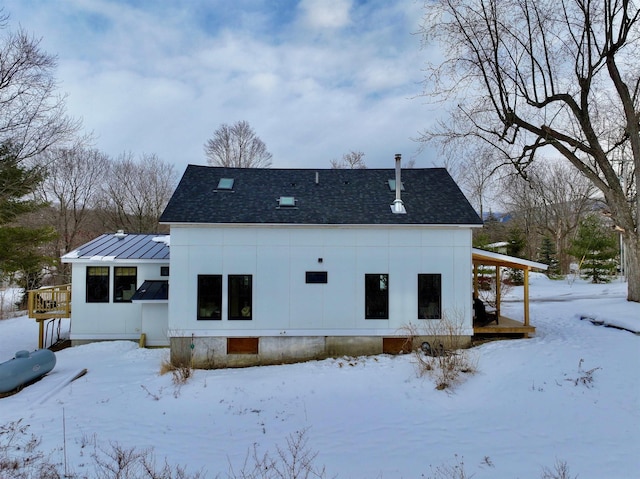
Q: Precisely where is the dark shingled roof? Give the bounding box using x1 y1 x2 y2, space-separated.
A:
160 165 482 226
62 234 170 261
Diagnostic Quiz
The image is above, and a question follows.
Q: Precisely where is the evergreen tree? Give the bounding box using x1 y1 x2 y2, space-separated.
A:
506 226 526 284
569 215 618 283
473 210 506 247
0 143 56 302
538 236 560 277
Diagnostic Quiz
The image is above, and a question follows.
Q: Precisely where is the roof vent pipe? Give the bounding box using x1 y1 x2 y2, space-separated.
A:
315 171 319 185
391 153 406 214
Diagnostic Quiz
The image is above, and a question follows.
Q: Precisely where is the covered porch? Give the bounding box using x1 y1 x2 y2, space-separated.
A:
472 249 548 338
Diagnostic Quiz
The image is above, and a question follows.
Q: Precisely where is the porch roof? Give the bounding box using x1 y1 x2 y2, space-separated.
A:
472 249 548 337
472 248 548 271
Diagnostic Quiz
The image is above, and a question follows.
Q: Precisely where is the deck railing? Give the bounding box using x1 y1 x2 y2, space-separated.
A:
27 284 71 348
27 284 71 320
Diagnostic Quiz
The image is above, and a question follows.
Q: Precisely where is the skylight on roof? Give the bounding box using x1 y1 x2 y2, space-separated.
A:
217 178 235 190
278 196 296 207
387 179 405 191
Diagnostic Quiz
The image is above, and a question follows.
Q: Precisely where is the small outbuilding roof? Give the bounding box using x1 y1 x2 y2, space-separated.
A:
159 165 483 226
131 280 169 301
61 233 170 262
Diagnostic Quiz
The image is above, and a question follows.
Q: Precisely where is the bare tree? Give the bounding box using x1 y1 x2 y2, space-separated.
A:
204 120 272 168
37 144 109 254
420 0 640 302
443 143 502 219
500 163 596 273
403 158 417 169
0 16 79 163
532 163 598 273
330 150 367 169
99 153 178 233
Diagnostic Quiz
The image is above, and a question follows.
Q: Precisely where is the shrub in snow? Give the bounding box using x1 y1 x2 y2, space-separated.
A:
403 311 478 390
564 358 601 388
226 428 328 479
0 419 59 479
541 459 577 479
160 355 193 393
424 454 471 479
1 420 203 479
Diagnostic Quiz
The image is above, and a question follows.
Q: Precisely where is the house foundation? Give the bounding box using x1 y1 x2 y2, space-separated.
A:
169 335 472 369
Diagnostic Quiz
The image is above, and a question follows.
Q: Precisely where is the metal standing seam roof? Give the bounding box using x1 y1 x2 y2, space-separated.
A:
61 234 170 261
159 165 483 226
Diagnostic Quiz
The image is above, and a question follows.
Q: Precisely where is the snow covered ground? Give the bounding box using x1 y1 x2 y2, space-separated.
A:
1 274 639 478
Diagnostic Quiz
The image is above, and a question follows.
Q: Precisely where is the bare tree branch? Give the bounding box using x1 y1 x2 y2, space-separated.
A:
419 0 640 301
204 120 272 168
98 153 178 233
0 25 79 162
330 150 367 169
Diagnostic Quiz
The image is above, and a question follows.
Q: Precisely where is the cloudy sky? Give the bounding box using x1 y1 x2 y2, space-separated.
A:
3 0 440 175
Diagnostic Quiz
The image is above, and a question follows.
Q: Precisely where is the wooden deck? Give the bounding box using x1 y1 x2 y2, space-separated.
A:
27 284 71 320
473 316 535 338
27 285 71 348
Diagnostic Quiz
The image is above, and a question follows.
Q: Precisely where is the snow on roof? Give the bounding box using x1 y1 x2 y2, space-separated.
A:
152 235 170 247
62 249 80 259
61 233 170 262
473 248 549 270
485 241 509 248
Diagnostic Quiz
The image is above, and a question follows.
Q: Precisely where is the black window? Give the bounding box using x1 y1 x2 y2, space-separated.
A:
114 267 137 303
160 266 169 277
305 271 328 284
228 275 252 320
418 274 441 319
86 266 109 303
365 274 389 319
197 275 222 320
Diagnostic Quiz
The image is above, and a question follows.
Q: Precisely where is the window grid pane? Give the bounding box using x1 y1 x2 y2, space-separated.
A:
418 274 441 319
305 271 328 284
114 267 137 303
228 275 252 320
365 274 389 319
86 266 109 303
197 275 222 320
217 178 235 190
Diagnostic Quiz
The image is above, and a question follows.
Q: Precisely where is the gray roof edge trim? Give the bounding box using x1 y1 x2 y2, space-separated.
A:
61 257 170 264
160 222 481 229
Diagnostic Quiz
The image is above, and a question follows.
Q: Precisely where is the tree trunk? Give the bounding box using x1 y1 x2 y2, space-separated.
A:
624 232 640 303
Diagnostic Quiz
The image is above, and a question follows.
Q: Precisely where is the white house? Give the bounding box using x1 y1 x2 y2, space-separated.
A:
158 158 484 367
59 158 493 366
61 233 170 347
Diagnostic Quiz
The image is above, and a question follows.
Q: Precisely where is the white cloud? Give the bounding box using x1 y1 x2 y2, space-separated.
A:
298 0 353 30
2 0 439 172
248 72 281 94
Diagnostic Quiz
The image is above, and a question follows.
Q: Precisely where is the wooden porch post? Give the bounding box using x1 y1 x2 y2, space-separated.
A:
523 268 530 326
38 320 44 349
495 265 501 317
473 263 478 297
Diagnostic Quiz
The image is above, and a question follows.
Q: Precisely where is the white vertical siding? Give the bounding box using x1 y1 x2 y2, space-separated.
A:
69 261 168 341
168 225 474 336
